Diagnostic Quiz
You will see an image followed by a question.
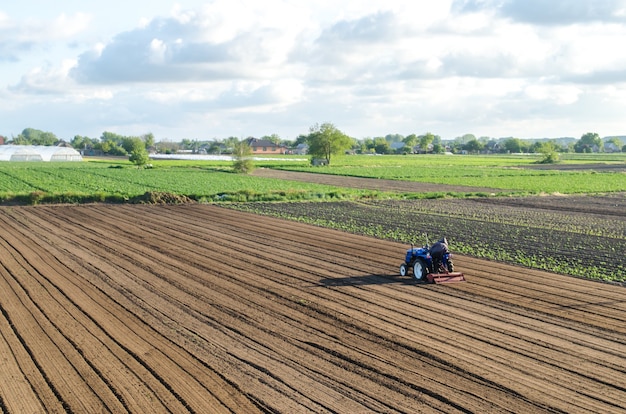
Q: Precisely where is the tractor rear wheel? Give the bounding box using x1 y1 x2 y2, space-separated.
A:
400 264 408 277
412 259 427 281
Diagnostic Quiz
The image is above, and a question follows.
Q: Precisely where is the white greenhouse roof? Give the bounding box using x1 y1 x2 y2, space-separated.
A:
0 145 83 162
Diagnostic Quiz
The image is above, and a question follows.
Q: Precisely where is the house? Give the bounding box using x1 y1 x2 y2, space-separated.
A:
604 142 621 153
293 143 309 155
245 138 286 154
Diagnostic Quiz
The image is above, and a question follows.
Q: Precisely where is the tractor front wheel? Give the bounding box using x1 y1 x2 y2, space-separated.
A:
400 264 408 277
412 259 427 281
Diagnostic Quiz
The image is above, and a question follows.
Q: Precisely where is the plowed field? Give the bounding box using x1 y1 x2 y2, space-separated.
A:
1 204 625 413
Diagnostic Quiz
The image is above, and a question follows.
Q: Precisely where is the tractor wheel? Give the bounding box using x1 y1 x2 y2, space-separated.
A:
412 259 427 281
400 263 408 277
447 261 454 272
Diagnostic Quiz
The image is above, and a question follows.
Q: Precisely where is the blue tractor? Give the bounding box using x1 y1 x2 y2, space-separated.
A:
399 240 465 284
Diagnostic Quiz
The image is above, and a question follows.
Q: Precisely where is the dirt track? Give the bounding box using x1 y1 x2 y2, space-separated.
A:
1 204 625 413
252 168 505 193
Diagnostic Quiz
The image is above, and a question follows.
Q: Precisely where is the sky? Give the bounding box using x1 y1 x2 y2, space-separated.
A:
1 0 626 142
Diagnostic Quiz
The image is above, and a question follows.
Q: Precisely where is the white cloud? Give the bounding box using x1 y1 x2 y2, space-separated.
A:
1 0 626 140
524 84 582 105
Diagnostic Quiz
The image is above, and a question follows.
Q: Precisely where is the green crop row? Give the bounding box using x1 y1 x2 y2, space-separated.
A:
0 161 383 204
2 154 625 205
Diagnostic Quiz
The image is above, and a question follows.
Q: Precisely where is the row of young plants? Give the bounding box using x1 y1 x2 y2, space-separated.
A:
0 162 383 204
2 154 624 204
229 198 626 283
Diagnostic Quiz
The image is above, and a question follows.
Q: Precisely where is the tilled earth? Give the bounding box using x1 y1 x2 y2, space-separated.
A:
1 203 625 413
252 168 506 193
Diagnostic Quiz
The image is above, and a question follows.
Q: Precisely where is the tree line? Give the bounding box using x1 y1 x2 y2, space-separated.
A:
2 127 624 167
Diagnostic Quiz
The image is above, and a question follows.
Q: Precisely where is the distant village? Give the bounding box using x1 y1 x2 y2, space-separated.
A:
1 128 624 161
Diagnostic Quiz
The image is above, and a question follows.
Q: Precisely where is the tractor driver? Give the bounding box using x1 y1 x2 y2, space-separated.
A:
430 237 449 271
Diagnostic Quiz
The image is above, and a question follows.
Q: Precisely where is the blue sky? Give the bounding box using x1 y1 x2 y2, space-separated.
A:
1 0 626 142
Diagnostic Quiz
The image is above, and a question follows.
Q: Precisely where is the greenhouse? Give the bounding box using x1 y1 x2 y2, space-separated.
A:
0 145 83 162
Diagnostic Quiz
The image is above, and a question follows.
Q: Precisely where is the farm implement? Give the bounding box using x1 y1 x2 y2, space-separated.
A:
399 241 466 284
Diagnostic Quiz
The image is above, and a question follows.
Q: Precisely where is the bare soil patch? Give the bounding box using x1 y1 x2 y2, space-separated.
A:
252 168 504 193
1 204 625 413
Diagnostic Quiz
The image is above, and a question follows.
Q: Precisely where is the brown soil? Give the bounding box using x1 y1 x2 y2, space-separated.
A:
1 204 625 413
252 168 505 193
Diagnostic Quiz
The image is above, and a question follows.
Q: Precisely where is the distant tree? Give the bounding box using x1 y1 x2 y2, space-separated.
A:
385 133 404 143
180 138 195 151
432 134 442 146
306 122 353 165
12 128 58 145
232 140 255 174
262 133 281 144
503 138 523 153
419 132 436 152
574 132 602 153
294 134 308 146
456 133 476 145
142 132 155 149
223 136 240 153
129 144 150 168
101 131 125 145
155 140 179 154
368 137 388 154
464 139 484 153
537 141 560 164
403 134 418 149
71 135 96 150
126 137 149 166
207 140 223 154
121 137 139 153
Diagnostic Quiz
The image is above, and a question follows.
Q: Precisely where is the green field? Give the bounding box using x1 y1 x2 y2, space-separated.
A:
280 153 626 193
0 159 370 204
0 153 625 205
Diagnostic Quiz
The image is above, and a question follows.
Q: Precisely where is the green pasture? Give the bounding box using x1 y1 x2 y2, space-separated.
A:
0 153 624 205
281 153 626 194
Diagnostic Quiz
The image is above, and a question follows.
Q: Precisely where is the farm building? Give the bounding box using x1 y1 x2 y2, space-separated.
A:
0 145 83 162
245 138 286 154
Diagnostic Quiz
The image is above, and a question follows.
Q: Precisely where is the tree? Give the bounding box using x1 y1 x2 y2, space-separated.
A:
384 133 404 143
13 128 58 145
464 139 484 153
232 140 255 174
128 138 150 167
142 132 155 150
537 141 560 164
294 134 308 146
71 135 96 150
503 138 523 153
419 132 436 152
402 134 418 148
370 137 390 154
574 132 602 153
306 122 353 165
456 133 476 145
